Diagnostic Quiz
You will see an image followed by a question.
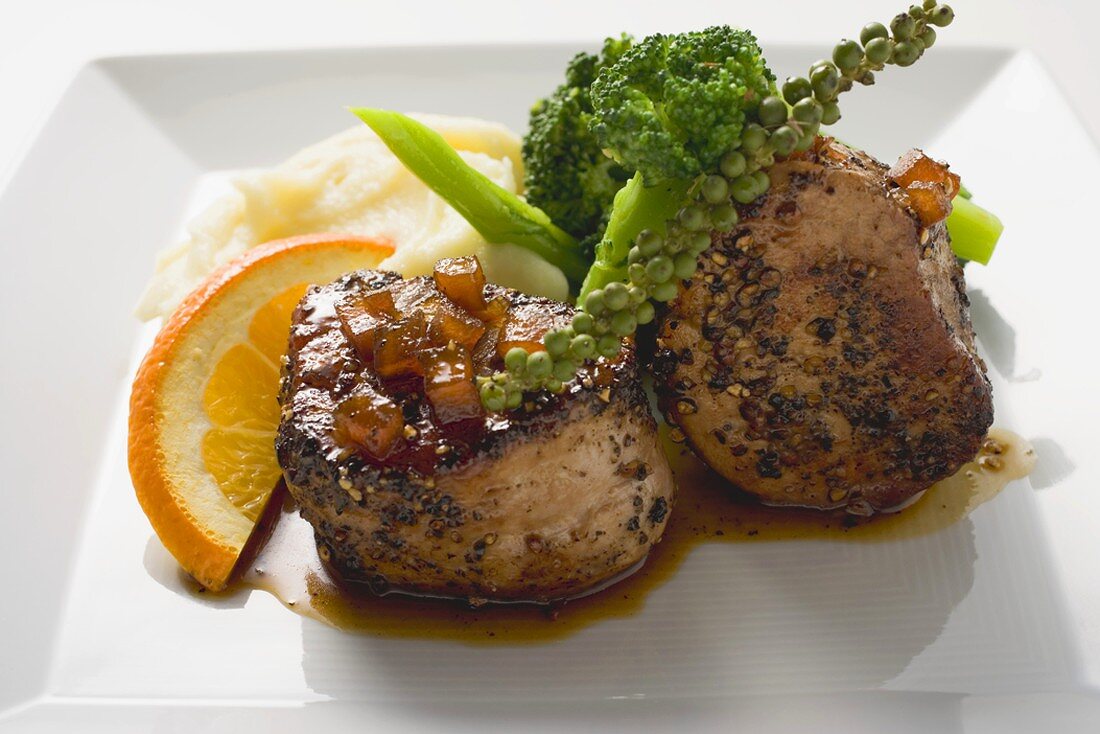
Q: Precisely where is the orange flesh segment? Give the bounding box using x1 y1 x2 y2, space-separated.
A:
128 233 395 590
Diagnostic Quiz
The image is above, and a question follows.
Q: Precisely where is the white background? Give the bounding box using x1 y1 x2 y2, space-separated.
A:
1 0 1099 191
2 2 1099 730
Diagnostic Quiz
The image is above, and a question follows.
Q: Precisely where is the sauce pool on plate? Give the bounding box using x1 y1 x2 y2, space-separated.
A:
202 427 1034 644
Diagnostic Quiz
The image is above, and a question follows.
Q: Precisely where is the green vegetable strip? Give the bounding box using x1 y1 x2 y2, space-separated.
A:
351 108 590 284
580 173 692 300
947 194 1002 265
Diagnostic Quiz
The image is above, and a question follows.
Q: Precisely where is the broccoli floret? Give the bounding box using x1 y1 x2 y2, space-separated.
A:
522 35 634 242
589 28 775 183
579 27 776 298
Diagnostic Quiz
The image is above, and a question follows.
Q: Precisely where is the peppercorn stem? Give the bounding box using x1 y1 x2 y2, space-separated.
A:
579 173 693 300
352 108 591 285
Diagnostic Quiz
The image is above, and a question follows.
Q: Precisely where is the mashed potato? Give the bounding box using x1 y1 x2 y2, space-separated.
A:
136 114 569 320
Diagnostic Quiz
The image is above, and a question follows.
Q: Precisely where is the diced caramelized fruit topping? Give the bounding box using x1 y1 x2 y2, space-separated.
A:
333 387 405 459
336 288 399 357
433 256 486 313
428 308 486 353
325 257 570 464
497 302 556 358
888 150 960 226
423 344 483 425
478 295 510 324
374 311 428 380
905 182 952 228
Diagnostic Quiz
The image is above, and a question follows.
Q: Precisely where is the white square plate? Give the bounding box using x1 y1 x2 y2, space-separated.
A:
2 44 1099 732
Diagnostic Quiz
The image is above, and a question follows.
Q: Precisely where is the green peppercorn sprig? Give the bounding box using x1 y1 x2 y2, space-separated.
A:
476 171 751 408
478 3 956 410
758 1 955 159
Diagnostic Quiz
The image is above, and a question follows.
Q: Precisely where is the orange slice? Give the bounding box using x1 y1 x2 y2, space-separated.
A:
129 234 394 590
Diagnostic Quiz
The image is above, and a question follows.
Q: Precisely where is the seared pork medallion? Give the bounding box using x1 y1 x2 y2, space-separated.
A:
656 140 993 513
275 257 674 603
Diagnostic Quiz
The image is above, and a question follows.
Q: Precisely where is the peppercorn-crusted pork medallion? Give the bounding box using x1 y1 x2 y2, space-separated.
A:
276 257 675 602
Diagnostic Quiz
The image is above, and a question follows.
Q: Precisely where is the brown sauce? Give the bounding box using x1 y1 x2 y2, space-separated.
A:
220 427 1034 644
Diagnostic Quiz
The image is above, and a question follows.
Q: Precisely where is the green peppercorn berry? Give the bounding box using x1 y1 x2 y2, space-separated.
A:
919 26 936 48
645 255 674 283
911 35 926 54
743 126 769 155
687 232 711 254
592 314 611 336
597 335 621 359
923 0 937 8
635 300 655 326
544 329 571 358
584 289 606 316
571 333 596 359
572 312 594 335
505 389 523 409
628 285 647 305
781 76 813 105
833 39 863 72
864 37 892 65
731 174 758 204
552 358 576 382
603 282 629 312
770 125 798 156
627 245 644 265
720 150 747 178
908 5 925 21
892 40 919 67
678 204 707 231
673 252 697 279
610 311 636 337
526 351 552 379
651 281 679 303
662 234 685 255
891 13 916 40
505 346 528 374
792 97 823 125
751 170 771 196
860 22 889 45
821 101 841 125
628 262 648 285
636 229 664 257
810 64 840 102
795 130 816 152
701 175 729 204
758 96 788 127
711 203 739 230
929 4 953 26
480 381 506 411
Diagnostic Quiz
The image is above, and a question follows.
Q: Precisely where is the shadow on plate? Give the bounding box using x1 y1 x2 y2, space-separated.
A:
294 510 977 701
142 534 253 610
969 288 1041 383
1028 437 1076 491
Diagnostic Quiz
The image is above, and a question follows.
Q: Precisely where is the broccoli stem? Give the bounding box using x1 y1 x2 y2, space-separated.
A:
579 173 692 300
947 194 1002 265
351 108 591 285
